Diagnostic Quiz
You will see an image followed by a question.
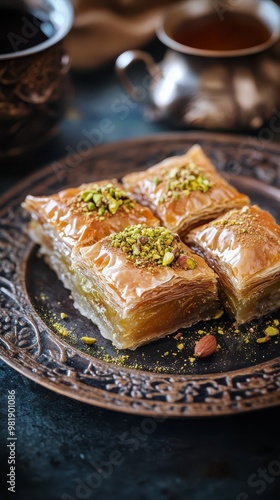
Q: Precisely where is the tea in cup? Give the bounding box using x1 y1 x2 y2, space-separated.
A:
116 0 280 130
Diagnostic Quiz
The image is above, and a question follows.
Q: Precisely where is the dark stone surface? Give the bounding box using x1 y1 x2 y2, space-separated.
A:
1 358 280 500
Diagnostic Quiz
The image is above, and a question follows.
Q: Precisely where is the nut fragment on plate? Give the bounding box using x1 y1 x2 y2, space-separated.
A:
194 334 217 358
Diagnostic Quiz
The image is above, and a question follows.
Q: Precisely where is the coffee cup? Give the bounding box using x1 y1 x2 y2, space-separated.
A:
0 0 74 157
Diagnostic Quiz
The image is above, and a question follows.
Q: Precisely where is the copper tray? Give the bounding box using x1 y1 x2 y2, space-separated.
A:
1 132 280 417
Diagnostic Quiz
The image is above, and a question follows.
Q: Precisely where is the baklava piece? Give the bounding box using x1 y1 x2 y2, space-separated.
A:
186 205 280 325
122 144 249 236
71 225 220 349
23 180 159 288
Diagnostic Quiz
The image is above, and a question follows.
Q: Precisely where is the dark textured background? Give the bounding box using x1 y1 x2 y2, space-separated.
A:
1 38 280 500
1 360 280 500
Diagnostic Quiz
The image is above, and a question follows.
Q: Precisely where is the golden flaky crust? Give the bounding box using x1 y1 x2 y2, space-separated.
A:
22 146 279 347
23 179 160 249
75 238 218 310
186 205 280 324
122 144 249 236
73 237 219 349
22 176 219 349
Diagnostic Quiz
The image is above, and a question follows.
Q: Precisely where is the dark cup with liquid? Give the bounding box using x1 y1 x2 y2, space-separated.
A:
0 0 74 157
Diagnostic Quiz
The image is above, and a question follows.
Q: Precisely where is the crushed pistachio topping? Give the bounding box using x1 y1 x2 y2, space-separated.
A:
212 310 224 320
256 336 270 344
109 224 197 269
211 206 280 245
212 208 249 229
154 161 214 202
81 336 97 345
264 326 279 337
78 183 135 218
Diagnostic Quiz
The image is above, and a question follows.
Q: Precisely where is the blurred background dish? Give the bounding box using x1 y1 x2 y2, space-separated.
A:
0 0 74 158
67 0 182 70
115 0 280 131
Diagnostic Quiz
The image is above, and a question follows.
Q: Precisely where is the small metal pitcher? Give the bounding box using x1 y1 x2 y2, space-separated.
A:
116 0 280 131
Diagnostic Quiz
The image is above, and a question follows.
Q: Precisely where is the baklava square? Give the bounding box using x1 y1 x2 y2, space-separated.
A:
71 225 220 349
23 180 159 250
23 181 160 293
186 205 280 325
122 144 249 236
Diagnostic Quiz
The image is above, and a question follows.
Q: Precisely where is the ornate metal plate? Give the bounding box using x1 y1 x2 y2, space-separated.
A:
1 132 280 417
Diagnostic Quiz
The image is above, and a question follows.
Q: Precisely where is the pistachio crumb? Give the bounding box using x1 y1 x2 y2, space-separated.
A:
256 336 270 344
81 337 97 345
213 310 224 319
157 161 214 202
264 326 279 337
52 322 69 337
109 224 197 270
78 183 134 218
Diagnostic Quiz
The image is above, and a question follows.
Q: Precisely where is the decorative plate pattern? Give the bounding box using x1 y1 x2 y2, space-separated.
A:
1 132 280 417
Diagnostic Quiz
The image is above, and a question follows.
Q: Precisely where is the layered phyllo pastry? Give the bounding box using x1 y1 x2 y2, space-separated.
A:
186 206 280 325
122 145 249 236
71 225 220 349
23 179 159 252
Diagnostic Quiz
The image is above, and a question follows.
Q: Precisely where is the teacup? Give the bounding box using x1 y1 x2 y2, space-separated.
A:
116 0 280 131
0 0 74 157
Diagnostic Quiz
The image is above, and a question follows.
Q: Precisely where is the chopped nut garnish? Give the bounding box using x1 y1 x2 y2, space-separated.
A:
78 183 135 218
210 206 280 249
153 161 214 202
212 310 224 319
152 176 160 185
81 336 97 345
256 336 270 344
109 224 197 269
186 258 196 269
264 326 279 337
53 322 69 337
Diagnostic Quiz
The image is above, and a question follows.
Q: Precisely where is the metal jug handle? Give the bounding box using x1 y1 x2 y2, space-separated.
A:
115 50 162 100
